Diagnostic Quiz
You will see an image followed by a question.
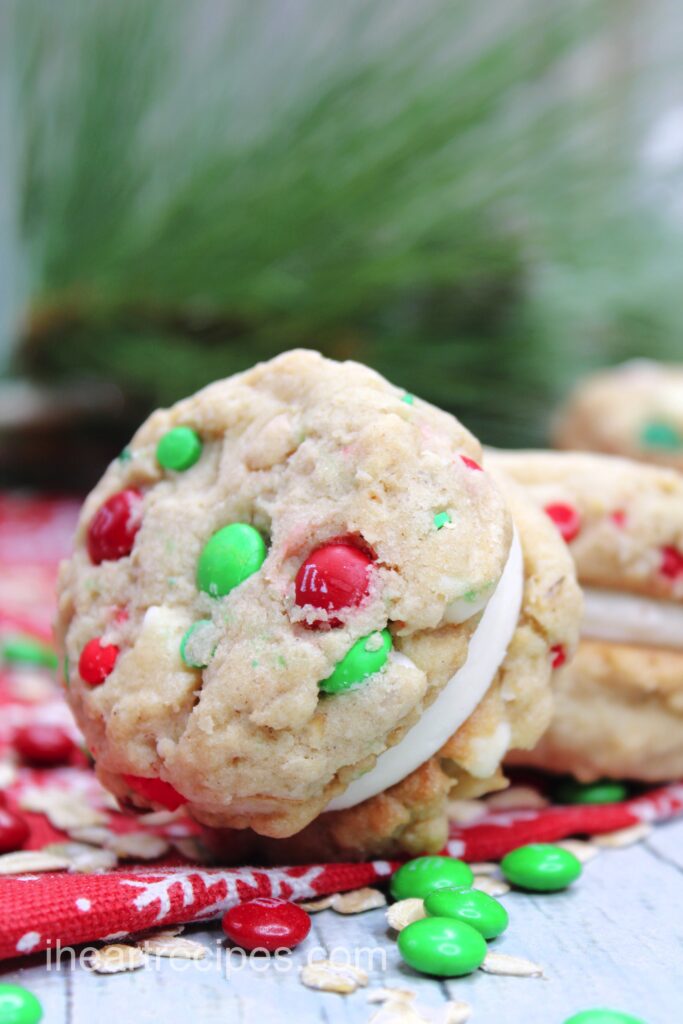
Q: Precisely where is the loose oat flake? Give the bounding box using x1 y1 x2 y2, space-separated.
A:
472 875 510 897
300 960 369 994
298 895 337 913
88 944 147 974
106 832 170 860
386 898 426 932
480 952 544 977
485 786 549 811
467 861 498 876
0 850 70 875
19 786 109 830
42 842 117 874
555 839 600 863
331 887 387 914
138 935 206 959
368 989 471 1024
67 826 116 846
593 823 652 848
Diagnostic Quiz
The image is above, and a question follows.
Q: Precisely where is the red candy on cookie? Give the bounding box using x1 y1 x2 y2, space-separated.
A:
294 541 373 628
14 724 74 766
460 455 483 471
123 774 186 810
79 638 119 685
661 545 683 580
222 897 311 952
87 488 143 565
544 502 581 543
550 644 566 669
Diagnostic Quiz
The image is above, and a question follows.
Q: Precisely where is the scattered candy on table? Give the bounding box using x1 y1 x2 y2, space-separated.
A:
0 636 58 670
501 843 582 892
0 984 43 1024
197 523 267 597
13 725 74 767
423 886 509 940
555 779 629 805
0 807 29 854
563 1011 647 1024
222 897 311 952
156 426 203 471
397 916 487 977
294 540 373 628
319 629 393 694
390 856 474 901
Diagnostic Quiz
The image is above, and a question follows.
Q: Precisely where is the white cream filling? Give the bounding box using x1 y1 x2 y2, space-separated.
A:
326 528 524 811
582 588 683 650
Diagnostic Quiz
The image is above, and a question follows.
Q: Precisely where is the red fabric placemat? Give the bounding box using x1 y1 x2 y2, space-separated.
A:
0 495 681 961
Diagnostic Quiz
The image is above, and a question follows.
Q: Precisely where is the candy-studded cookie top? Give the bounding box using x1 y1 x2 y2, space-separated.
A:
57 350 511 837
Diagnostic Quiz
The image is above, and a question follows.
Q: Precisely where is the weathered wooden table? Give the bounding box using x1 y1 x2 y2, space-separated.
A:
2 819 680 1023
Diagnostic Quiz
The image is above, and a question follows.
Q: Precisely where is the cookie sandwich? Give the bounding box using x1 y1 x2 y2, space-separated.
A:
489 449 683 783
56 351 580 860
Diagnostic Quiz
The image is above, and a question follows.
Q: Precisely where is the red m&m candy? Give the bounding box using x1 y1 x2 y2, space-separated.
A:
0 806 29 853
87 489 143 565
14 725 74 767
222 897 311 952
295 542 373 628
550 644 566 669
661 546 683 580
544 502 581 543
78 638 119 685
122 774 186 811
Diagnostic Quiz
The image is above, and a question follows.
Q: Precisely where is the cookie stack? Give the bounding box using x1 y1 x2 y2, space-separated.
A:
56 351 581 861
489 450 683 783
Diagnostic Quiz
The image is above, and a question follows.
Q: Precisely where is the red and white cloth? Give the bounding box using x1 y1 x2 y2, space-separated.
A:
0 496 681 962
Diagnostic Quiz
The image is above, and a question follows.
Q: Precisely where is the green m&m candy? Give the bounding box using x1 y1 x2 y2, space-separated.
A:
197 524 266 597
0 635 58 670
640 420 681 451
157 426 203 471
390 855 473 901
555 778 628 805
0 984 43 1024
319 629 392 695
501 843 582 892
398 917 486 977
424 886 509 940
564 1012 646 1024
180 620 216 668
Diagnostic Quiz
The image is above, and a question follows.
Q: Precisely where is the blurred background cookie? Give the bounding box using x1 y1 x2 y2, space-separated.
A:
554 361 683 471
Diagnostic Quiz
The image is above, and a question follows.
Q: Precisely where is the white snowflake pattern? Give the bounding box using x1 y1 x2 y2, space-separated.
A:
121 864 331 923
